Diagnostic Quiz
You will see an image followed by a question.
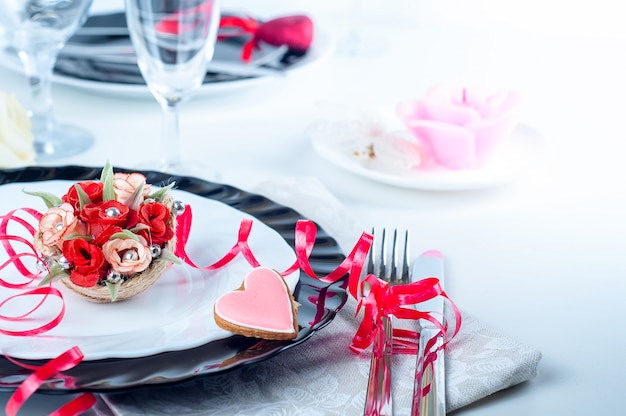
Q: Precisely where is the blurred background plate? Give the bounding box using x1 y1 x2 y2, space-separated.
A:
0 9 332 99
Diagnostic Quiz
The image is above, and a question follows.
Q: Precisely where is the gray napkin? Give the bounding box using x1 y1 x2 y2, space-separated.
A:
93 177 541 415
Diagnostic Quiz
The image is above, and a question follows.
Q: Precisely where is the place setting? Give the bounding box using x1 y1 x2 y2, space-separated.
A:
0 165 542 416
0 0 329 174
0 2 546 416
0 2 330 99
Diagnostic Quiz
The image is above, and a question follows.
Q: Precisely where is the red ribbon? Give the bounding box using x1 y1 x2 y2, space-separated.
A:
175 205 461 356
0 209 66 337
4 346 96 416
2 202 461 414
218 15 314 62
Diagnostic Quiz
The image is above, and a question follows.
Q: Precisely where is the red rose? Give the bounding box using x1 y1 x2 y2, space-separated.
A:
62 238 107 287
62 181 104 210
138 202 173 245
92 225 123 247
79 200 138 239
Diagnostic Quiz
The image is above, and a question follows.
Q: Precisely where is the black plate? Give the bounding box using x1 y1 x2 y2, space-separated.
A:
0 165 348 393
55 12 307 85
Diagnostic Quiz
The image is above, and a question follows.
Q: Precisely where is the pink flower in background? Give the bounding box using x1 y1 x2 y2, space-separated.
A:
397 85 521 170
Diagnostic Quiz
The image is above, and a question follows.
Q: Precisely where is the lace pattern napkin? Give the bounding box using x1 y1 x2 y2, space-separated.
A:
93 177 541 415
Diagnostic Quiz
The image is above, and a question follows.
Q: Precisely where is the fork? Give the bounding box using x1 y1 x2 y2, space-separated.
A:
364 228 410 416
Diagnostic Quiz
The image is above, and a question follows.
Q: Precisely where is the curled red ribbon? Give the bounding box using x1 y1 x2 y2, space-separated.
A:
4 346 96 416
2 202 461 414
0 209 66 337
175 205 461 356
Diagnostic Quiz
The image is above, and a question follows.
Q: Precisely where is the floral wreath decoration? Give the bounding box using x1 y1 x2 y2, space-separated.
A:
29 162 182 303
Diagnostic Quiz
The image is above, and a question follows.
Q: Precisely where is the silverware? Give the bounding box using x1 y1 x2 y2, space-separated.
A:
410 251 446 416
364 228 410 416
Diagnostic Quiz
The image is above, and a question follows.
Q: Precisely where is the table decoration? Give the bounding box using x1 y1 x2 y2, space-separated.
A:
0 11 329 98
86 176 542 415
1 165 467 416
309 101 544 191
0 165 347 388
396 85 521 170
29 163 179 303
0 91 35 169
218 15 314 62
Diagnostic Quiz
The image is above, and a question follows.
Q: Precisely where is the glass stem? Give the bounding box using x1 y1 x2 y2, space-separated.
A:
160 100 181 169
17 43 60 145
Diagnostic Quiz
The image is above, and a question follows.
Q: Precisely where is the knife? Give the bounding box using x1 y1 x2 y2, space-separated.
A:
411 250 446 416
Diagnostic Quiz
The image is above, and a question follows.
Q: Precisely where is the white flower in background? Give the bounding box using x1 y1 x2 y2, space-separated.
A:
0 90 35 168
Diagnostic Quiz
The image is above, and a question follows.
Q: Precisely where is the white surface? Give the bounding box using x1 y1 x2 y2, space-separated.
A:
0 181 298 360
1 0 626 414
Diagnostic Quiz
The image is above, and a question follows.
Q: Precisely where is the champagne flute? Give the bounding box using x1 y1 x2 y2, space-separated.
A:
0 0 94 161
124 0 220 174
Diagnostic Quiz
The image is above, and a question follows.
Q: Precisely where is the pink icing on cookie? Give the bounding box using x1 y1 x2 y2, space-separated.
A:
214 267 297 337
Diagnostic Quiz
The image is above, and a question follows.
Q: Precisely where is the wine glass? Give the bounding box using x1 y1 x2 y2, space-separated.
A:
0 0 94 161
124 0 220 175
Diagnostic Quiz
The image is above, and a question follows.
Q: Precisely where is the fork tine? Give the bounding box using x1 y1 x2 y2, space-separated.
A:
390 229 399 284
379 228 388 279
366 227 375 275
402 230 410 282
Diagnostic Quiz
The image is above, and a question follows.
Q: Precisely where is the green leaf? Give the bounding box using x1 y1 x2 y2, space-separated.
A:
23 189 62 208
101 161 116 201
110 230 139 241
157 248 183 265
124 181 145 211
62 233 92 242
149 182 176 201
74 183 92 209
106 279 123 302
38 264 70 287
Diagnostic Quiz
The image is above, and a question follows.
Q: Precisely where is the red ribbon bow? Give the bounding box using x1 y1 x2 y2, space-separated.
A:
219 15 314 62
2 203 461 415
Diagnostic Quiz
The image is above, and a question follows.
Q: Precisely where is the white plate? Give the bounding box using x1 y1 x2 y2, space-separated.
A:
0 14 332 99
0 181 298 360
310 115 547 191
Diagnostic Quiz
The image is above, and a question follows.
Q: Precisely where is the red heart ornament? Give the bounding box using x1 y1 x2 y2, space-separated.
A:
214 267 298 340
256 15 314 52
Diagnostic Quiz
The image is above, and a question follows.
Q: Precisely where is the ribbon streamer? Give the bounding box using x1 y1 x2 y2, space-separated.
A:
0 209 66 337
2 203 461 415
4 346 96 416
175 205 461 356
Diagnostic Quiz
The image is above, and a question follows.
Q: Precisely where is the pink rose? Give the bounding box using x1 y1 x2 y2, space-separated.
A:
39 203 88 249
113 173 152 204
102 236 152 275
397 85 520 169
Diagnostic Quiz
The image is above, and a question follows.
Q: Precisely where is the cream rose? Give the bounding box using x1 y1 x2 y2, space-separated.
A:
0 91 35 168
113 173 152 204
39 203 87 249
102 236 152 275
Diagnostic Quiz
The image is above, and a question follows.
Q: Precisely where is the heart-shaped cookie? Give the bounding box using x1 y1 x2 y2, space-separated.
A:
214 267 299 340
